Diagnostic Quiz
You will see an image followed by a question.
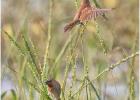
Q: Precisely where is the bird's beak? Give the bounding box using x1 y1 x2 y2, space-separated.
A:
45 80 51 85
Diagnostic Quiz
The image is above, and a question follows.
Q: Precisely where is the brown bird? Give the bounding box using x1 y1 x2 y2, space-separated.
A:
45 79 61 100
64 0 112 32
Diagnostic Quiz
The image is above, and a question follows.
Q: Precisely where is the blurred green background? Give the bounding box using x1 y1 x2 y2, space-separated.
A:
1 0 139 100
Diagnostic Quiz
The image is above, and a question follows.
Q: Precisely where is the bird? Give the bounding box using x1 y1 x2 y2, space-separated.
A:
45 79 61 100
64 0 112 32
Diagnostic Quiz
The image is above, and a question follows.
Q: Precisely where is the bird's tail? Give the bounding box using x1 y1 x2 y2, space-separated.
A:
64 20 79 32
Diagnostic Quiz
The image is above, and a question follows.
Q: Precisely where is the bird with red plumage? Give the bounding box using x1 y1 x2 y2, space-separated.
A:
64 0 112 32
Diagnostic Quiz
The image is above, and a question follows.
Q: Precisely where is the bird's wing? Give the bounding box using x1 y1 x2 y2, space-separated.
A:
79 7 93 21
91 8 112 19
80 7 112 21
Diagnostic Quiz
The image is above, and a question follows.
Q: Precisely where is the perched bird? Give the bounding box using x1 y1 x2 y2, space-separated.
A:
45 79 61 100
64 0 112 32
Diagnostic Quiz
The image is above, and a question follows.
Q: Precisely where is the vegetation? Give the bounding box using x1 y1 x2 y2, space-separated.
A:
1 0 139 100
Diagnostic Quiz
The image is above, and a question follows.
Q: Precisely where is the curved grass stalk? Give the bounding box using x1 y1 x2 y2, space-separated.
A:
71 51 139 97
4 31 40 83
4 29 51 98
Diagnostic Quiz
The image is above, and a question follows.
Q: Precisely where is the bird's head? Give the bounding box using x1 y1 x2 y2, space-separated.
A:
81 0 90 6
45 79 53 87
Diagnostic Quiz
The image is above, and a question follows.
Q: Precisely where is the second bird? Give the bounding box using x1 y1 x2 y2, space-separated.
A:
45 79 61 100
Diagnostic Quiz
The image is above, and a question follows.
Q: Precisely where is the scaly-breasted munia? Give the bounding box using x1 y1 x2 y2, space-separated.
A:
45 79 61 100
